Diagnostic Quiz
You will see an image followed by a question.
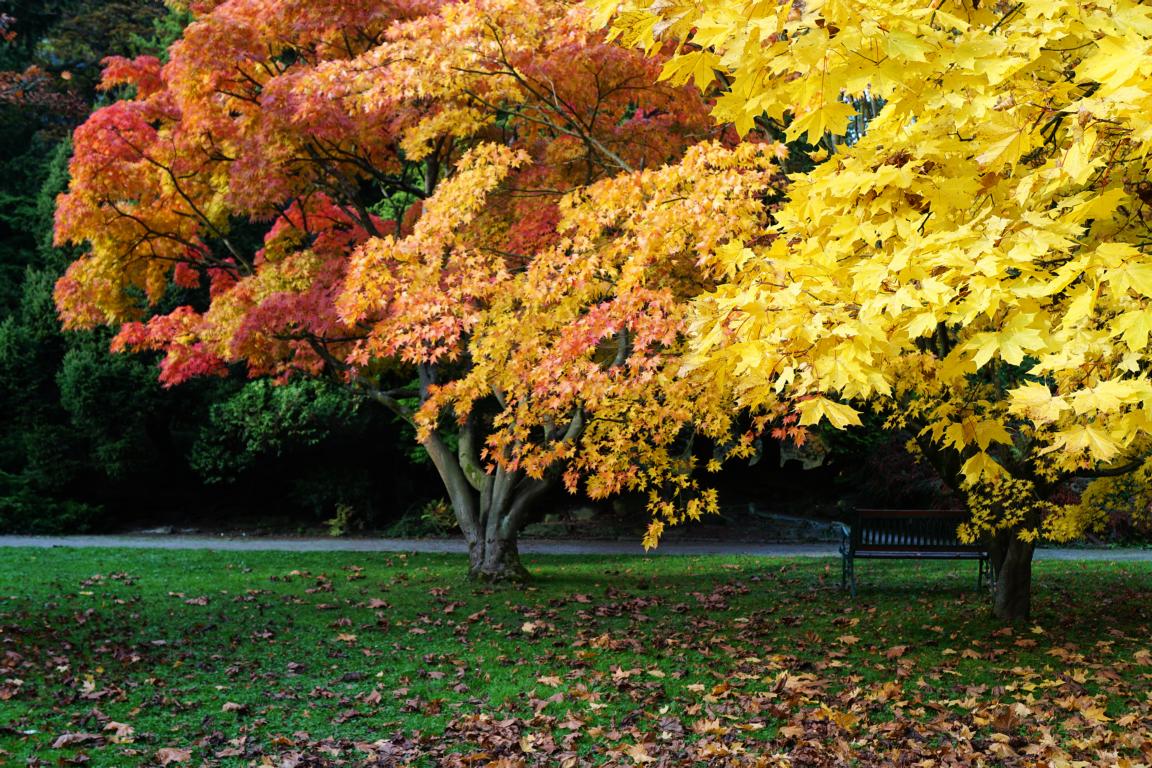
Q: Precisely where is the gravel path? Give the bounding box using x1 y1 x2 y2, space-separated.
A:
0 534 1148 560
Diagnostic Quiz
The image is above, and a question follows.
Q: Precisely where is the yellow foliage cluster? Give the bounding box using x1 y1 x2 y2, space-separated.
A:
957 477 1060 544
597 0 1152 542
1076 460 1152 538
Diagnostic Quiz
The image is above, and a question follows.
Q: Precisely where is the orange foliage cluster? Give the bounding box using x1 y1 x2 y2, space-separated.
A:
54 0 783 533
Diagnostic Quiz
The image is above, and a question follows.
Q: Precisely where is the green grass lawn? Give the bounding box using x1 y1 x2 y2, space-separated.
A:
1 548 1150 766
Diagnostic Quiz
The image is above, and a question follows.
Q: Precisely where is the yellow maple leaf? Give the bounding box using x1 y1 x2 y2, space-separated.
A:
795 396 863 430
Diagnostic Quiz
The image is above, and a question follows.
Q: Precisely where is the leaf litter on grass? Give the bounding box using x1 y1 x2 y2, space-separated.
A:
0 551 1151 766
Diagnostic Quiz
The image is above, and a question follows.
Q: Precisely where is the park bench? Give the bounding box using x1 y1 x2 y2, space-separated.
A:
839 508 990 596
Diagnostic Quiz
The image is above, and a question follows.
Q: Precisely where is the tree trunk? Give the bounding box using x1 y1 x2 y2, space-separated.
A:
419 429 552 583
466 530 529 582
992 536 1034 622
459 464 551 582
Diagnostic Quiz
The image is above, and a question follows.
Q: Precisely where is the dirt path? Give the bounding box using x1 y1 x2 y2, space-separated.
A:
0 534 1148 560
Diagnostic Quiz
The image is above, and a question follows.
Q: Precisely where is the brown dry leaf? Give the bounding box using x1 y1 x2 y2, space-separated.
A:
536 675 562 687
690 718 729 736
279 751 304 768
885 644 907 659
156 747 192 765
0 678 22 700
557 714 584 730
837 635 860 645
52 733 103 749
221 701 248 713
624 742 657 764
103 721 134 742
778 724 805 739
871 681 902 703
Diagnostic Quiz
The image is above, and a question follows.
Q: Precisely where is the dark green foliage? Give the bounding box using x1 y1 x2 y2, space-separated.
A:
127 5 193 61
189 378 424 525
0 171 148 529
0 134 59 309
0 2 439 533
57 331 164 479
0 0 166 88
0 470 98 531
189 379 360 480
0 1 169 304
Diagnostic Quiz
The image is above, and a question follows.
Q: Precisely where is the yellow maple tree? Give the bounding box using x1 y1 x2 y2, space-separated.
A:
599 0 1152 619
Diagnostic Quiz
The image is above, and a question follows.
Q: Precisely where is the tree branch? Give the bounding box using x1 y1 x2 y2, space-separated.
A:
458 415 487 492
1075 455 1150 479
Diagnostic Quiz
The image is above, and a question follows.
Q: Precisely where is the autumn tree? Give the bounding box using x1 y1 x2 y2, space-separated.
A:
600 0 1152 619
54 0 777 578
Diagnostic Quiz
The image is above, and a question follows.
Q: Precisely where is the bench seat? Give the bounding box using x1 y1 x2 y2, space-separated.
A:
840 508 990 595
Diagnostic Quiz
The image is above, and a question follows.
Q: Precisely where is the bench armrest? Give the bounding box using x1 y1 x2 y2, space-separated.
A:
837 522 852 556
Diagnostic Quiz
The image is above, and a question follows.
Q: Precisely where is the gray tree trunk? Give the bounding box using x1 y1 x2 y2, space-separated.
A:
420 429 552 582
466 529 528 582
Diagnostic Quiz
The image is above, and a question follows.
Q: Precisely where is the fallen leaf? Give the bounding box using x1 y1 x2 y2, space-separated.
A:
52 733 103 749
624 742 657 764
156 747 192 765
103 722 134 742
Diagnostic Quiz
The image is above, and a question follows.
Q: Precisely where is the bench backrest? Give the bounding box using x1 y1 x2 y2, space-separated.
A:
852 508 980 552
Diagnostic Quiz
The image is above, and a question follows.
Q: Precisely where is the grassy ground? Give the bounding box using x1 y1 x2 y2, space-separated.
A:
1 549 1151 767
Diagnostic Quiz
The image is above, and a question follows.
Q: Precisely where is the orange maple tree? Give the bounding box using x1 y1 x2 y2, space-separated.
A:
54 0 779 578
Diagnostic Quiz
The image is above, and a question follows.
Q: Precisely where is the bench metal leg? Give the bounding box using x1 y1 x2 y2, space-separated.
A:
842 556 856 597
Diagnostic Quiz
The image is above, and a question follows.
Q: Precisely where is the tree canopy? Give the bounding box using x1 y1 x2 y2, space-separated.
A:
600 0 1152 618
53 0 787 577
